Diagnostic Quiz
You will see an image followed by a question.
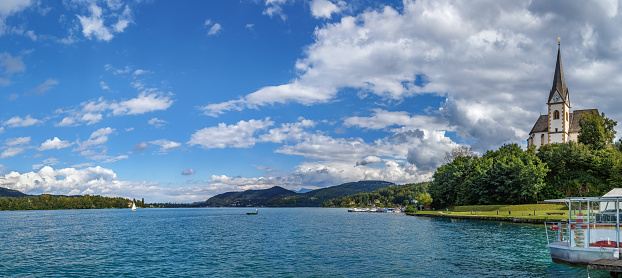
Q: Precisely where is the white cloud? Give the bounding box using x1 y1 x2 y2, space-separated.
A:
356 156 384 166
188 118 274 149
148 117 167 128
5 136 30 146
77 3 113 41
133 141 148 151
113 5 132 33
110 92 174 116
0 166 213 203
1 147 25 159
0 0 33 16
3 115 41 127
38 137 72 151
56 92 174 126
75 127 115 151
208 23 222 35
310 0 342 19
149 139 181 153
202 81 336 116
182 169 195 175
29 79 58 95
0 52 26 85
76 2 134 42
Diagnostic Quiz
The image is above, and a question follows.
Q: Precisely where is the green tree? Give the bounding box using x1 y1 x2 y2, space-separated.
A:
416 192 433 206
578 112 618 150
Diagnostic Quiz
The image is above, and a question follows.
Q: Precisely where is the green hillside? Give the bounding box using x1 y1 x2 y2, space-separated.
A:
0 187 29 198
268 181 395 207
323 182 429 207
204 186 296 207
204 181 395 207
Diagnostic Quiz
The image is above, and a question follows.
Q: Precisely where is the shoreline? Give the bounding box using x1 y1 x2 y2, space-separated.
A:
405 212 550 224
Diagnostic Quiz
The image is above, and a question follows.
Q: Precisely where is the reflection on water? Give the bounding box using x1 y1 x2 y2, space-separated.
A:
0 208 612 277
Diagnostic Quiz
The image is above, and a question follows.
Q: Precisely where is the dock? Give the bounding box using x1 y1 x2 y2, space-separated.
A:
588 259 622 277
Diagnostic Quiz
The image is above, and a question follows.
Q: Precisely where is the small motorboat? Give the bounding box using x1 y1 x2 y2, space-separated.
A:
247 209 258 215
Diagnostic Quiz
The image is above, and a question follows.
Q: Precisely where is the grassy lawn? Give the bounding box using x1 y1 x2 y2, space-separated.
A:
414 203 569 220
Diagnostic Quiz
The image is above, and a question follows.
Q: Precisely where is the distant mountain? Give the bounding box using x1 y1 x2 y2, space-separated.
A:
268 181 395 207
294 188 314 194
0 187 29 198
204 186 296 207
204 181 395 207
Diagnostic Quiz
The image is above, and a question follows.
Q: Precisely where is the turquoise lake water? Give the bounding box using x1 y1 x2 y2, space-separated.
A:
0 208 611 277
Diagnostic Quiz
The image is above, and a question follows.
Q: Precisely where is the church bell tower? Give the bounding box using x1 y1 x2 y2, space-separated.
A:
547 38 571 144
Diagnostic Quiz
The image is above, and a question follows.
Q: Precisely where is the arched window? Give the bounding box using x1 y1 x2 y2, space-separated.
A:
541 134 545 145
553 110 560 120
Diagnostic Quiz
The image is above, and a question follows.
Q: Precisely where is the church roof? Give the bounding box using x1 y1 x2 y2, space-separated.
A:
547 45 570 105
529 115 548 134
569 109 599 133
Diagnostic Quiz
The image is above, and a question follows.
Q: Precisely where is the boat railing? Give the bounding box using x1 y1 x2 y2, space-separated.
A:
545 220 569 246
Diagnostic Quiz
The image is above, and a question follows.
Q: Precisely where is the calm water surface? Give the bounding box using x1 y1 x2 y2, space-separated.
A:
0 208 610 277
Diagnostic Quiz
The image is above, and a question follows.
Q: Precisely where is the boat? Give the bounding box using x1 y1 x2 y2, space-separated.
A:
545 196 622 265
348 208 367 212
131 202 137 211
247 209 258 215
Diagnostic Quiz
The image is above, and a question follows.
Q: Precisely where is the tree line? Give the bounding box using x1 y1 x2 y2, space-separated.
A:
429 112 621 208
0 194 139 211
322 182 430 208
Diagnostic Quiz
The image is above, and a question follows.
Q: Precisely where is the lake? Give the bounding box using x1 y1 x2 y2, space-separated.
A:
0 208 609 277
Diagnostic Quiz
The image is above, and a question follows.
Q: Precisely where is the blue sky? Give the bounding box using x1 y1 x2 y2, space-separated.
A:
1 0 622 202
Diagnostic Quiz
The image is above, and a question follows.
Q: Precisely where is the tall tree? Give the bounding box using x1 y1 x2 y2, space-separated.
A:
443 146 474 164
578 112 618 150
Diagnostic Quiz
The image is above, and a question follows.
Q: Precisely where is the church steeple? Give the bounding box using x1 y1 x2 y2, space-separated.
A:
548 39 569 106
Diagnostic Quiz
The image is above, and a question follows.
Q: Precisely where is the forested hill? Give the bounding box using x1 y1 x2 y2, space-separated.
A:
204 181 395 207
0 187 29 198
204 186 297 207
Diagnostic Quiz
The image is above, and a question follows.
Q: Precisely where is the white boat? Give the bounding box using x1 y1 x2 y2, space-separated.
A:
131 202 137 211
545 196 622 265
348 208 367 212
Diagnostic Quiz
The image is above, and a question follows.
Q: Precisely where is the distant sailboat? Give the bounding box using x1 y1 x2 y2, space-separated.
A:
131 202 137 211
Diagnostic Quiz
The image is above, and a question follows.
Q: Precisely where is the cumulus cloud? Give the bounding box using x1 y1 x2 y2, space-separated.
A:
38 137 72 151
182 169 195 175
76 2 133 41
148 117 167 128
188 118 275 149
5 136 30 146
208 23 222 35
133 141 148 151
75 127 115 151
0 166 213 203
3 115 41 127
56 92 174 127
1 147 25 159
149 139 181 153
309 0 343 19
356 156 384 166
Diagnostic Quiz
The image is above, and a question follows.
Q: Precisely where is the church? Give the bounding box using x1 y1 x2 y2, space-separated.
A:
527 42 599 148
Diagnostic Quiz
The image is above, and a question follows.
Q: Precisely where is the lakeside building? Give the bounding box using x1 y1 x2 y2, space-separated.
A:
527 42 599 148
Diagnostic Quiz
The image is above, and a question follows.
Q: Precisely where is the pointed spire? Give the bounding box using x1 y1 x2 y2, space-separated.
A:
548 38 569 105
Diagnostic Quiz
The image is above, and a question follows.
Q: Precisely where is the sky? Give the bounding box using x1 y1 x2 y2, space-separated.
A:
1 0 622 203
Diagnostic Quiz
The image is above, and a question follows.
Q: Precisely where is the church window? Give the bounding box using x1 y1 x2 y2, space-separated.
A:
555 128 558 132
553 110 560 120
541 134 545 146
